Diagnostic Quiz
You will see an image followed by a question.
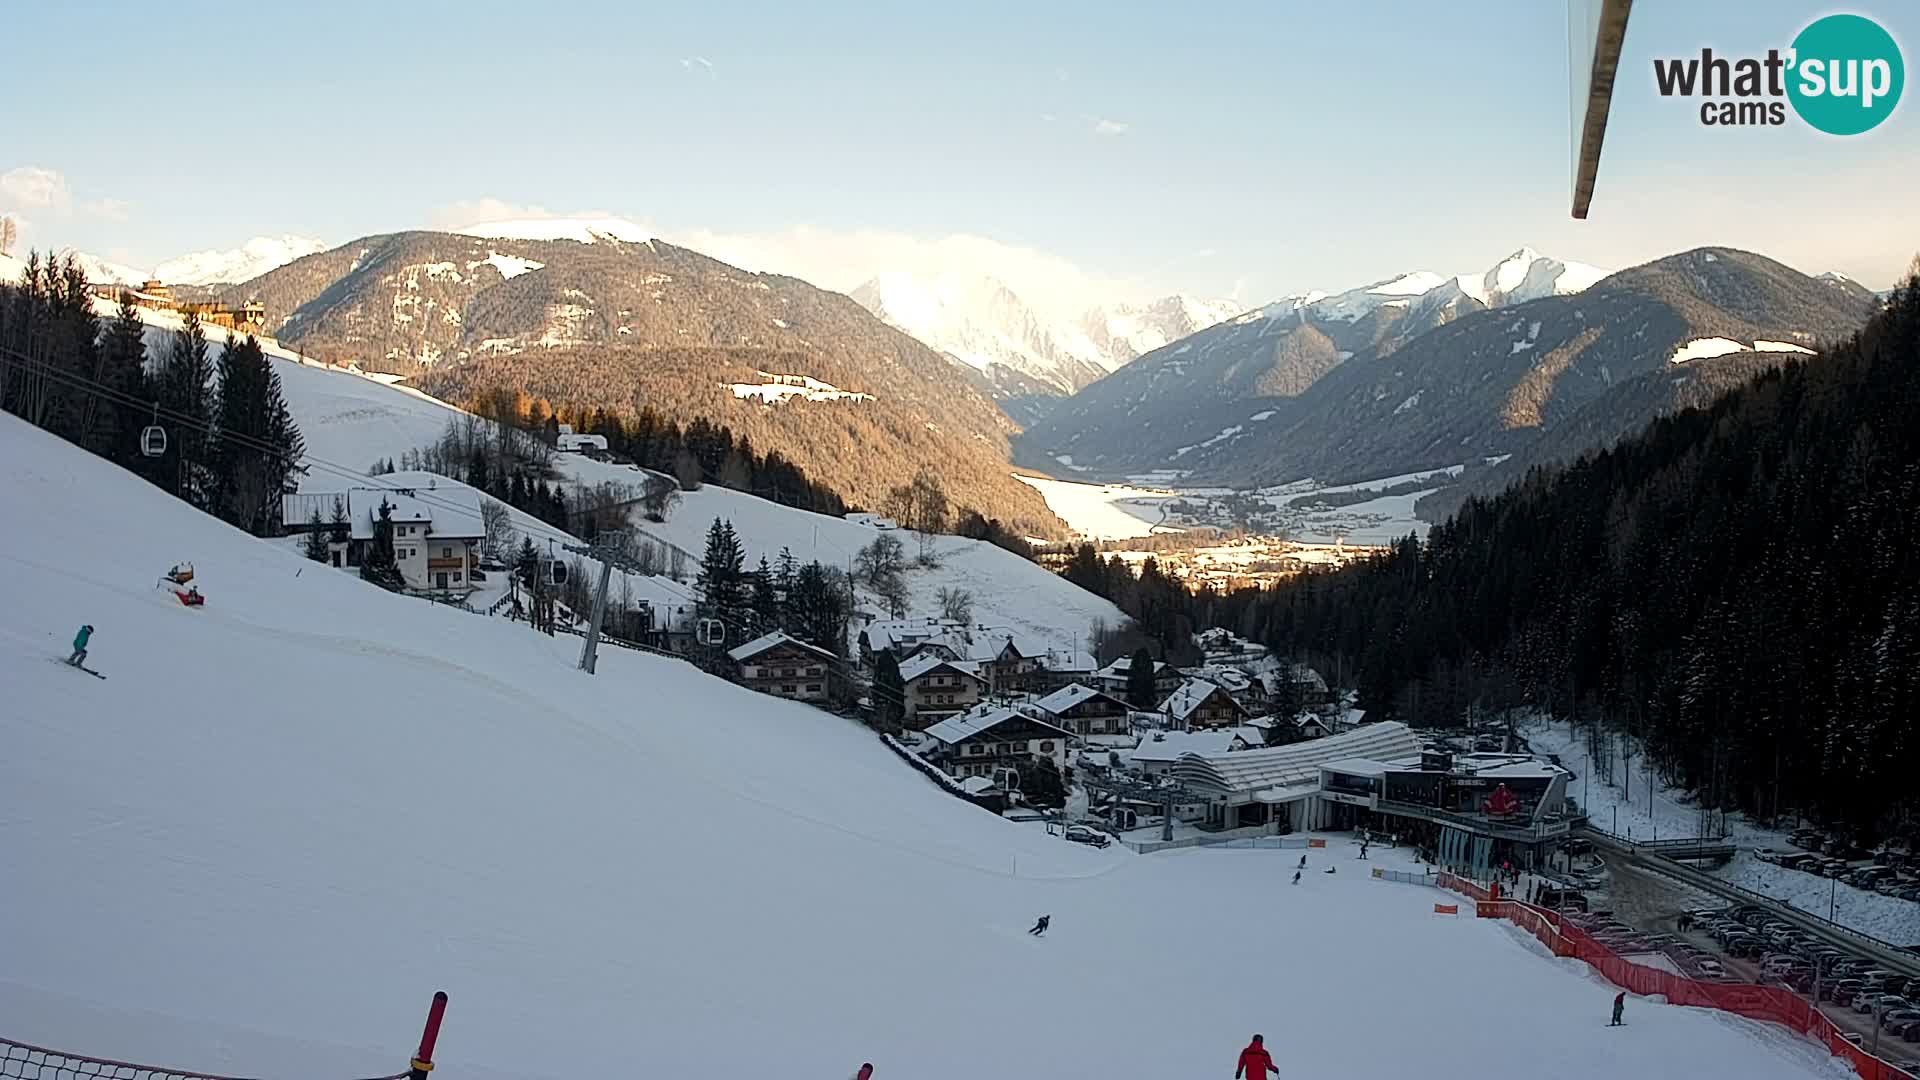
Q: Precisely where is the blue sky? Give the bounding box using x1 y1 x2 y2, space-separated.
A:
3 0 1914 305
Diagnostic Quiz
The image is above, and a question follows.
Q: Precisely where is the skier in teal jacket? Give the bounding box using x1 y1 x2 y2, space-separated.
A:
68 624 93 666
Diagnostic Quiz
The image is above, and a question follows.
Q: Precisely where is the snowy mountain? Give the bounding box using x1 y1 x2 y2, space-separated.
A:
1020 247 1881 486
0 408 1851 1080
849 271 1239 397
211 229 1063 536
152 234 327 286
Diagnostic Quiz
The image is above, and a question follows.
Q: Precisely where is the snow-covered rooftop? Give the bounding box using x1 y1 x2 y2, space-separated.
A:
1031 683 1122 716
1172 721 1421 795
1129 729 1242 763
1160 678 1244 723
727 630 834 664
898 653 984 684
922 706 1070 746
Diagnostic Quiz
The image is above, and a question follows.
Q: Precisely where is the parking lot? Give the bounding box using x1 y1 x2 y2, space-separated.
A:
1540 843 1920 1077
1557 897 1920 1074
1758 826 1920 904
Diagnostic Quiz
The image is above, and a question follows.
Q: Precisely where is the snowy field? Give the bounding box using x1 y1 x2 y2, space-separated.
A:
1013 473 1178 540
0 414 1855 1080
1527 720 1920 945
1019 466 1440 545
631 478 1126 651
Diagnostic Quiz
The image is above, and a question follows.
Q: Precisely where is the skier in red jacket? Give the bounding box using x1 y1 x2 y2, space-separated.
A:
1235 1034 1277 1079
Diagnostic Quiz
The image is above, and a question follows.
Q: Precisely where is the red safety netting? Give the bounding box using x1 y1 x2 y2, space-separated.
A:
1 1038 408 1080
1454 888 1911 1080
3 991 444 1080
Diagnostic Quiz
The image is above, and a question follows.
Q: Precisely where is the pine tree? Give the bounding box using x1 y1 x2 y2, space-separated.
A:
789 561 848 655
359 499 406 591
101 292 151 468
750 556 778 636
328 495 351 545
773 546 799 629
1125 646 1158 709
154 309 216 509
303 509 331 562
873 650 906 732
694 518 749 647
1023 755 1068 809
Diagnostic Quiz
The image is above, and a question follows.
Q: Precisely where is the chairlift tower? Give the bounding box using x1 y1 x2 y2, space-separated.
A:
563 531 656 674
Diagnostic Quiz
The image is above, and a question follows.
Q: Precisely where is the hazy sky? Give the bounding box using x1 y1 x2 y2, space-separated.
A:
4 0 1914 310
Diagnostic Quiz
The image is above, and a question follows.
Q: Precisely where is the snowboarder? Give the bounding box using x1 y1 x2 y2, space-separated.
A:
1291 869 1301 885
1297 854 1307 869
1027 915 1050 936
1358 842 1369 860
1323 865 1336 874
1609 991 1625 1026
67 624 93 667
1235 1034 1278 1080
853 1064 873 1080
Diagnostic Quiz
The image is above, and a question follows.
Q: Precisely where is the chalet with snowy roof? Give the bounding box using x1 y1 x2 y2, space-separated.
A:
1031 683 1131 739
728 631 837 704
1092 655 1182 699
858 617 968 666
1160 678 1249 730
1194 627 1270 664
554 424 609 454
284 483 485 593
1126 728 1260 778
922 705 1073 782
899 655 987 727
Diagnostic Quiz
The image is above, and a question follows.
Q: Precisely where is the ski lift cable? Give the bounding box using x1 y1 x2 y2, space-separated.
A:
0 345 589 550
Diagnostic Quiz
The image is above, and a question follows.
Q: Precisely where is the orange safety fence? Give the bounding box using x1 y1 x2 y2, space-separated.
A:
1457 892 1910 1080
1434 904 1459 915
1307 839 1328 848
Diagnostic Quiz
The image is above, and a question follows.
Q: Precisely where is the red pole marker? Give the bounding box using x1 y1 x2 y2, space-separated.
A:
410 991 448 1079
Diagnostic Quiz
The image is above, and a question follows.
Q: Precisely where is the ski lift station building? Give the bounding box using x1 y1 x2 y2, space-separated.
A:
1165 722 1577 867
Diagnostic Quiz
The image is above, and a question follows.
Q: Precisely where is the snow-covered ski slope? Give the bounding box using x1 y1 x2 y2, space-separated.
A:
0 415 1851 1080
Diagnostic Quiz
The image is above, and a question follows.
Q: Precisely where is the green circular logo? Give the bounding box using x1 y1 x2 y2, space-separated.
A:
1787 14 1904 135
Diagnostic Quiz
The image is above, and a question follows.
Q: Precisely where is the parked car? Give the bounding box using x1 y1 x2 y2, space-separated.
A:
1063 824 1112 849
1755 848 1784 864
1856 993 1913 1016
1830 982 1864 1006
1695 959 1726 978
1882 1010 1920 1036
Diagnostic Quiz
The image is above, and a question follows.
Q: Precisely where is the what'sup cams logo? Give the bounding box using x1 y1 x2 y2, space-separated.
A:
1654 13 1903 133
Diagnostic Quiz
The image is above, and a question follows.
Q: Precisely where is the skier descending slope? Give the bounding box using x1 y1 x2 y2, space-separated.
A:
1235 1034 1278 1079
66 624 92 667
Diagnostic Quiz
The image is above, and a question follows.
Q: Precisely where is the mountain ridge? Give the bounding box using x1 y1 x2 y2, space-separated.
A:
1017 247 1878 488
